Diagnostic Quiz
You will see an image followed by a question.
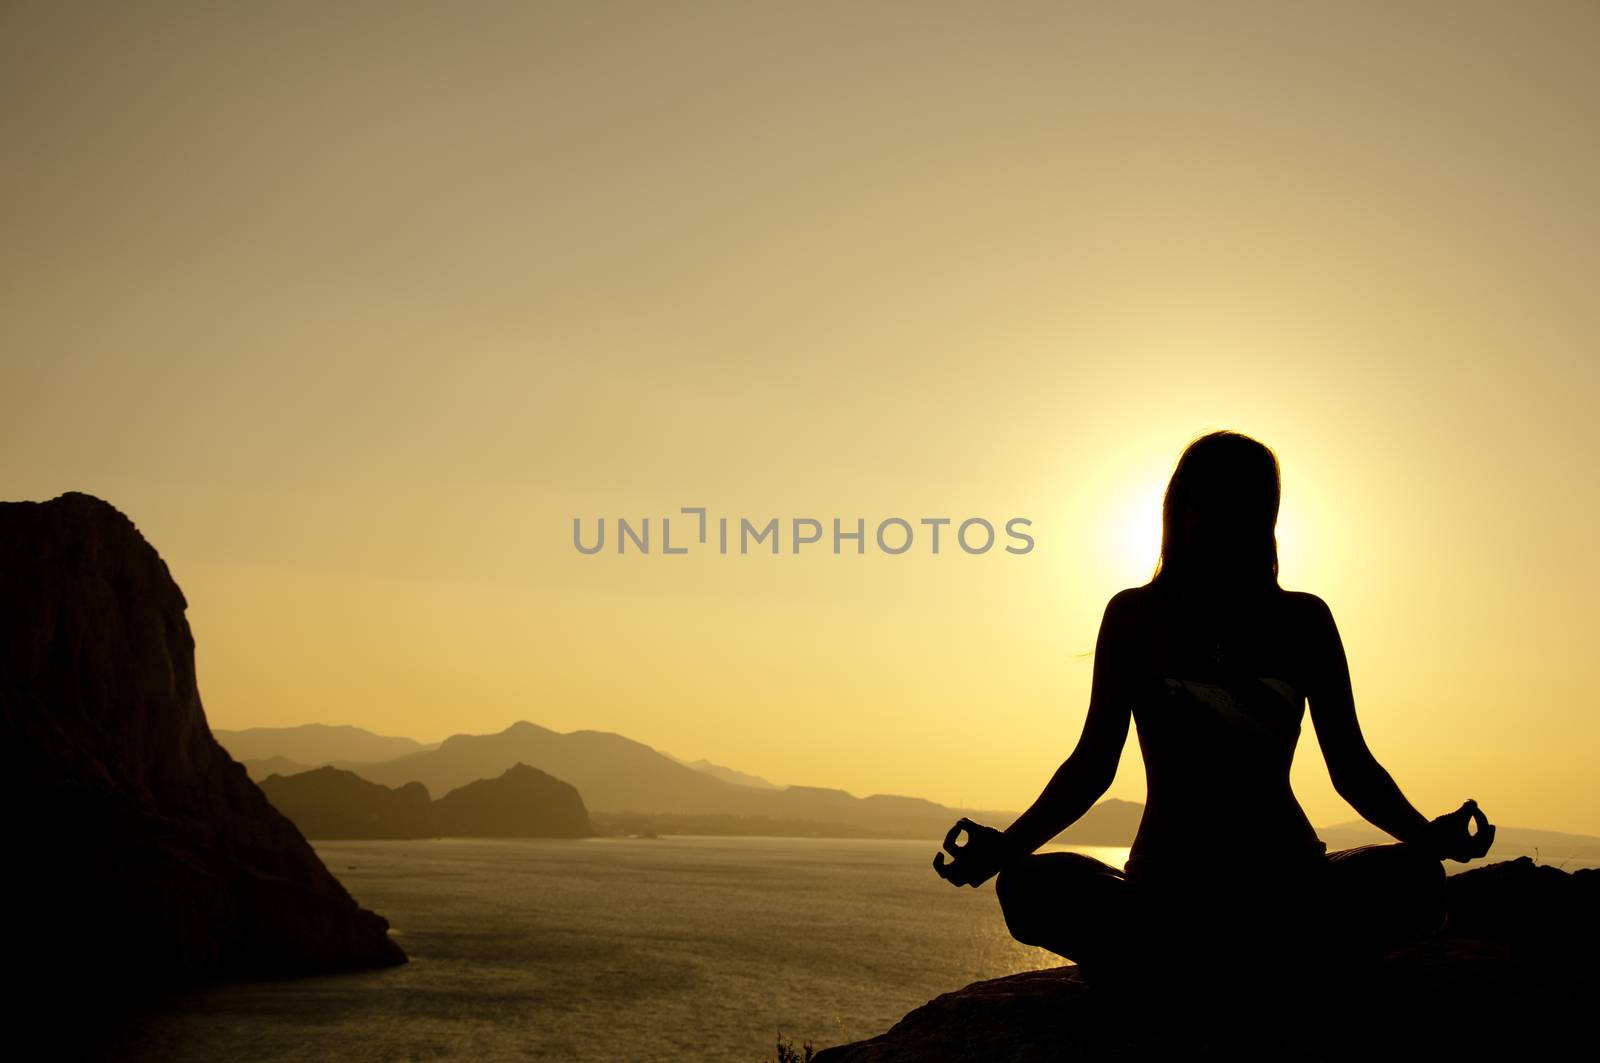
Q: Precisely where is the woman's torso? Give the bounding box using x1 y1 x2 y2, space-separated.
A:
1119 582 1327 884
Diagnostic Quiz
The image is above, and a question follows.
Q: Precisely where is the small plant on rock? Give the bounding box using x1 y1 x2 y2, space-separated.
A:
768 1032 816 1062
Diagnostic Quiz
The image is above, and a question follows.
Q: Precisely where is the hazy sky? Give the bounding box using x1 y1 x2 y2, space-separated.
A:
5 2 1597 834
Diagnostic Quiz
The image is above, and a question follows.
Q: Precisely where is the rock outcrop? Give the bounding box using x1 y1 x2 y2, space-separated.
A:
431 762 593 838
258 766 436 839
813 857 1599 1060
0 492 406 999
259 762 594 838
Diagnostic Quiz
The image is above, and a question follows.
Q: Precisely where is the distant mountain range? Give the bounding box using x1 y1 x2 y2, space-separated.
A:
219 721 1057 840
216 722 1600 858
330 721 1054 840
242 754 314 778
216 724 437 764
1314 820 1600 865
660 750 782 790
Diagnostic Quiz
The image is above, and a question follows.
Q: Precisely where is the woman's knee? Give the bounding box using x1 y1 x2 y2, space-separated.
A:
994 860 1050 921
994 854 1119 946
994 865 1046 943
994 868 1019 905
1398 844 1447 930
1324 842 1446 940
1383 843 1446 903
1329 842 1443 886
999 851 1114 888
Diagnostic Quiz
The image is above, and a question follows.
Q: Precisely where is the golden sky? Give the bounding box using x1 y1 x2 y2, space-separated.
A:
4 2 1597 834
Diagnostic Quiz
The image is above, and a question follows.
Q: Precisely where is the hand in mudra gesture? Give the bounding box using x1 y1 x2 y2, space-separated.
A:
1423 799 1495 862
932 817 1018 888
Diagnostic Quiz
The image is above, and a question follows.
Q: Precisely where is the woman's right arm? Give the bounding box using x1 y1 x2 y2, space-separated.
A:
1301 593 1434 846
998 590 1136 859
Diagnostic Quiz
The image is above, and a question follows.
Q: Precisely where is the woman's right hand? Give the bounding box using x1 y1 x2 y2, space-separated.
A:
1422 799 1495 862
932 818 1018 888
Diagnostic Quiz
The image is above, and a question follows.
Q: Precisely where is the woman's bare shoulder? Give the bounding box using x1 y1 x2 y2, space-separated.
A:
1280 590 1333 623
1110 584 1153 616
1091 587 1148 638
1277 591 1340 658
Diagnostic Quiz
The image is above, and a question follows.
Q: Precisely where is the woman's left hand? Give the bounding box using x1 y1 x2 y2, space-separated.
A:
1422 799 1495 862
932 818 1016 888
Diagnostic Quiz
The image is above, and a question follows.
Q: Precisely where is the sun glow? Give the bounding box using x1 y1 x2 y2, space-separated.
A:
1274 508 1298 583
1099 468 1312 591
1106 482 1166 586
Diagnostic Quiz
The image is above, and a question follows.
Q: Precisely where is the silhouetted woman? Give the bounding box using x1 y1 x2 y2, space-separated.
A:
932 430 1494 991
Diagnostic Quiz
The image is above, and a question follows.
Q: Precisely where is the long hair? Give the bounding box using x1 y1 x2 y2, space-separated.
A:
1150 430 1281 593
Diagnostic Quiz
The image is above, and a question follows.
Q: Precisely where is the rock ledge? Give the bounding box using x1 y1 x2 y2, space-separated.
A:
815 857 1598 1060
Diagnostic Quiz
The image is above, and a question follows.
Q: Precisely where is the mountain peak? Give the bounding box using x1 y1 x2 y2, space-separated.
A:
501 721 559 737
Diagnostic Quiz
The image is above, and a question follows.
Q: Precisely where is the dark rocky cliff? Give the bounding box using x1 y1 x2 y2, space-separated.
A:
0 492 406 996
813 857 1599 1060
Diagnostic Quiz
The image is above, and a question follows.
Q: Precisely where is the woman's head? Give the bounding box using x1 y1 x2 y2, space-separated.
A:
1151 430 1281 591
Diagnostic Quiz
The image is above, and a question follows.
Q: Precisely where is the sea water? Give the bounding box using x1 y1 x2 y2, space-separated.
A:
101 836 1581 1062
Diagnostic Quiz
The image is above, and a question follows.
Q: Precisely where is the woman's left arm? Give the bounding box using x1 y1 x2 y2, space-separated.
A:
1302 593 1494 860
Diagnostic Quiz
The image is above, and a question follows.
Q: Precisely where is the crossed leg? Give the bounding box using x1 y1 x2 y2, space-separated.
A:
993 852 1140 982
1317 842 1447 965
994 843 1446 986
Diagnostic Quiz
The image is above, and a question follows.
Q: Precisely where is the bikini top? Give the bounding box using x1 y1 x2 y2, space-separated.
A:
1148 672 1308 744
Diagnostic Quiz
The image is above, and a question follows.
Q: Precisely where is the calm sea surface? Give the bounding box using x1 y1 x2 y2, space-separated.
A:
104 836 1590 1063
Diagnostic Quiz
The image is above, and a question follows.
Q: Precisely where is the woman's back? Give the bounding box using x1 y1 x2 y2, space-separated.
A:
1120 581 1327 877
